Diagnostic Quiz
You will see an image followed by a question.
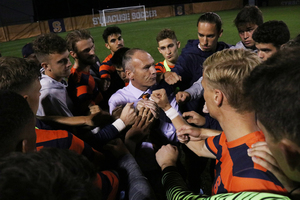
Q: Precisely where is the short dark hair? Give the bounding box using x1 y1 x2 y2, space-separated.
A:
234 5 263 28
0 57 40 94
252 20 290 48
66 29 94 53
0 91 34 156
110 47 130 69
102 26 122 43
243 47 300 144
197 12 222 33
33 33 68 62
0 148 102 200
156 29 177 43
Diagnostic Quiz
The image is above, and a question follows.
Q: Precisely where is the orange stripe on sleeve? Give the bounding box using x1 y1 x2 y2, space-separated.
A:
77 85 89 97
101 171 119 200
36 129 69 143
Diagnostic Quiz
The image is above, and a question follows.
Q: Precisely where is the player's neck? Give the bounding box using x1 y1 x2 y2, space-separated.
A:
165 59 175 67
219 110 259 142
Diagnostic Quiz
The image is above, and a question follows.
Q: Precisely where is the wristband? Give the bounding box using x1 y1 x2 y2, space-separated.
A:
165 107 179 120
112 118 126 132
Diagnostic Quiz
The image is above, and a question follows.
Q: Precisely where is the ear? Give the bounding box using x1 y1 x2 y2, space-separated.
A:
126 70 134 80
41 62 48 70
218 29 223 38
23 94 29 102
279 139 300 171
105 43 111 50
21 139 28 153
177 41 181 49
69 50 77 59
214 89 223 107
157 47 162 54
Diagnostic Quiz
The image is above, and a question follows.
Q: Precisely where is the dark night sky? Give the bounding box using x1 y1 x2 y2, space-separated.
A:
0 0 219 26
32 0 216 21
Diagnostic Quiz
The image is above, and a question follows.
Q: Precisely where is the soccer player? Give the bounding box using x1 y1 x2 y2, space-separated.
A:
230 5 263 51
66 29 103 116
152 49 286 195
99 26 125 90
33 33 73 117
252 20 290 61
155 29 181 74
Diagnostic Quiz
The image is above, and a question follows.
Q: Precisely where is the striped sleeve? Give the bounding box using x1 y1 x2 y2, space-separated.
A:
36 129 105 164
95 170 119 200
205 133 222 157
155 62 166 73
161 166 290 200
99 54 115 80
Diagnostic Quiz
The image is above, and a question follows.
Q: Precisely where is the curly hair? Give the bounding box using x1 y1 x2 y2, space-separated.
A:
102 26 122 43
252 20 290 48
156 29 177 43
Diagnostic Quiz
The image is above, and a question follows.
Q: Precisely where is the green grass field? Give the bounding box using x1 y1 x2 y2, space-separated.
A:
0 5 299 62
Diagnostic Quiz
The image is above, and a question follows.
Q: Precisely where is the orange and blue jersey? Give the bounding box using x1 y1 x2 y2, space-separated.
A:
99 54 115 80
36 128 104 163
205 131 287 195
36 128 119 200
68 67 103 115
155 60 174 73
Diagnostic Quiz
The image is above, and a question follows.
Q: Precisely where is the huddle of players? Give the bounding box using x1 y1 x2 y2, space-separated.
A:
1 4 300 200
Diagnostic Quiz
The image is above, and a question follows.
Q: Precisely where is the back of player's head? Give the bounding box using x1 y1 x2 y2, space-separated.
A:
0 57 40 94
0 148 101 200
252 20 290 49
156 29 178 43
243 47 300 144
197 12 222 33
0 91 34 157
22 43 35 58
203 49 261 113
66 29 94 53
33 33 68 63
234 5 263 28
102 26 122 43
110 47 130 69
122 48 147 72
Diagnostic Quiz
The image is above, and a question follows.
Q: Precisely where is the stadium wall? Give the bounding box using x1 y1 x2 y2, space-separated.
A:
0 0 242 42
